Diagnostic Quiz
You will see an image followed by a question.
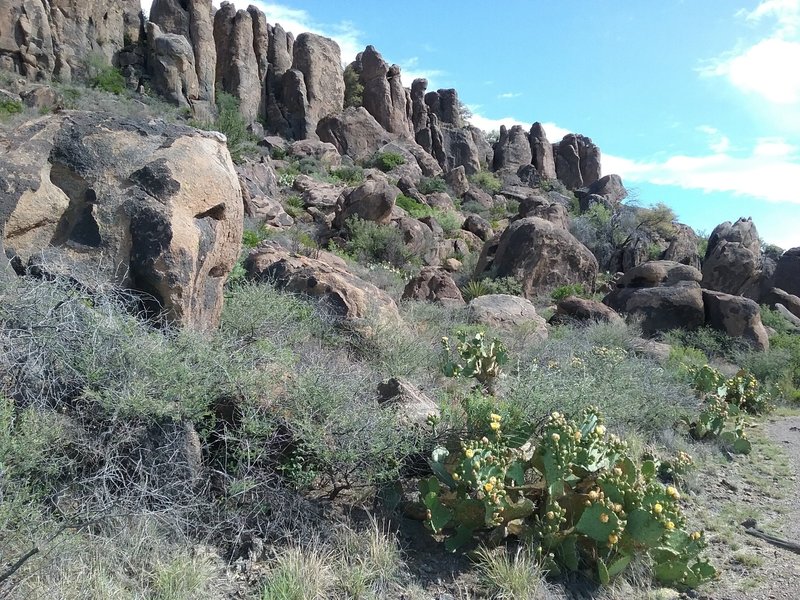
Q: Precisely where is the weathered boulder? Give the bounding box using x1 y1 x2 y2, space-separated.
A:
462 186 494 209
774 247 800 297
150 0 216 108
393 216 435 259
549 296 624 326
286 32 344 139
765 287 800 320
355 45 410 136
244 242 401 329
702 218 762 295
288 139 342 167
0 112 243 330
554 134 601 190
530 122 556 179
493 125 532 172
317 106 391 162
333 178 398 228
476 217 597 299
603 261 704 335
462 214 493 241
776 303 800 328
402 267 465 306
703 290 769 351
468 294 548 338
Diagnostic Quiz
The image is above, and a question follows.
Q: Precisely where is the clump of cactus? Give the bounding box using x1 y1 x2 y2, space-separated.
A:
441 331 508 386
420 408 717 588
686 366 772 455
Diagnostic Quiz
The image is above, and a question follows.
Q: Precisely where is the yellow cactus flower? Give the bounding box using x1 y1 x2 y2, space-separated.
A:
666 486 680 499
608 534 619 544
595 425 606 436
551 433 561 442
653 503 663 514
573 431 582 441
490 413 502 422
484 482 494 493
599 513 609 524
452 472 460 481
588 490 599 501
666 521 675 530
690 531 702 541
489 476 497 484
490 421 501 431
465 449 475 459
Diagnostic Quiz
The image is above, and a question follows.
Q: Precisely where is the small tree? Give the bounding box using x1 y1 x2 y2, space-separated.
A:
343 65 363 109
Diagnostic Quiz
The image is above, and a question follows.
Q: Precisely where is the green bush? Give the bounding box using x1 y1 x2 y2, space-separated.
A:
551 283 588 302
330 165 364 184
394 195 462 236
462 277 523 301
270 146 287 160
343 64 364 109
344 217 414 269
417 177 448 194
0 98 23 118
372 151 406 172
469 171 503 194
191 91 254 164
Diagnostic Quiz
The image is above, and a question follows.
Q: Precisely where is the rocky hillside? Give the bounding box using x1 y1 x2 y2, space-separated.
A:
2 2 800 599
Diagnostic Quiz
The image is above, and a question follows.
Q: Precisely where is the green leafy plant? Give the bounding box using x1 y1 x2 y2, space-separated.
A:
372 151 406 172
551 284 588 302
462 280 491 302
469 172 503 194
417 177 448 194
0 98 23 118
343 64 364 108
330 165 364 185
86 53 126 95
421 408 717 588
441 331 508 386
270 147 287 160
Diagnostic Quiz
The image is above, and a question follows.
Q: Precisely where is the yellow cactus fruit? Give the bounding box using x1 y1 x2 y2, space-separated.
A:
551 433 561 442
465 449 475 459
600 513 610 524
546 511 555 520
588 490 599 501
484 482 494 493
666 521 675 530
608 534 619 544
574 431 582 441
595 425 606 436
653 503 663 514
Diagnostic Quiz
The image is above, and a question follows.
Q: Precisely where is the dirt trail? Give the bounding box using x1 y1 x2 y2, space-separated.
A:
699 414 800 600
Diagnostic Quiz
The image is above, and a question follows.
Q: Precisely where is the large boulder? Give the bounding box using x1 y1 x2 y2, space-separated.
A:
774 247 800 297
663 223 701 270
333 178 398 228
468 294 548 338
702 218 763 296
402 267 465 306
530 122 556 179
476 217 598 299
377 377 439 428
603 261 704 335
0 112 243 330
150 0 216 108
244 243 401 330
518 196 570 229
147 23 200 109
703 290 769 351
317 106 392 162
765 287 800 320
576 174 627 212
549 296 624 326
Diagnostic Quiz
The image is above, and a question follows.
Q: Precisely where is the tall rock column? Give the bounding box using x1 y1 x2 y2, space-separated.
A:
150 0 217 111
355 45 411 136
554 133 601 189
530 122 556 179
213 3 261 123
285 32 344 139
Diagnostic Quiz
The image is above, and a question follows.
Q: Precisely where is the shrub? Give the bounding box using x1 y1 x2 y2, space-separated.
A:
469 171 503 194
344 217 414 269
372 151 406 172
417 177 448 194
191 91 254 164
86 53 126 95
421 408 716 587
270 146 287 160
395 195 461 236
0 98 23 118
550 283 588 302
330 165 364 184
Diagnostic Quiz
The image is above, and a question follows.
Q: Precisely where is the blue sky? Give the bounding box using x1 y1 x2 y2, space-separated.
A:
142 1 800 249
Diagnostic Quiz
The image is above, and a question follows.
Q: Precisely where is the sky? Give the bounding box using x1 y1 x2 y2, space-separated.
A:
141 1 800 249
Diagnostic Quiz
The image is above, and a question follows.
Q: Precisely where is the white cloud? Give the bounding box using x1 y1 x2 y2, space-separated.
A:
703 0 800 105
696 125 731 153
604 139 800 205
497 92 522 99
397 57 444 88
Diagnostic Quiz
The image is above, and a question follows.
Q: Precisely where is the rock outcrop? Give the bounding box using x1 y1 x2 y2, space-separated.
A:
476 217 598 299
530 122 556 179
554 134 601 190
353 45 410 136
549 296 624 326
0 0 140 82
317 107 392 162
402 267 465 306
0 111 243 330
493 125 532 172
774 247 800 297
702 218 762 296
333 178 398 228
213 4 261 123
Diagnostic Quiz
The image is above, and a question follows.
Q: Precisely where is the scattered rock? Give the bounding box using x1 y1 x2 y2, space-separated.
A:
445 166 469 197
333 178 398 228
468 294 548 338
549 296 624 325
402 267 465 306
702 218 762 296
462 214 493 241
775 247 800 297
377 378 439 428
703 290 769 351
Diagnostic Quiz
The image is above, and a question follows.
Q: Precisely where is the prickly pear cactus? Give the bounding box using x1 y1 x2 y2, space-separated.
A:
441 331 508 386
